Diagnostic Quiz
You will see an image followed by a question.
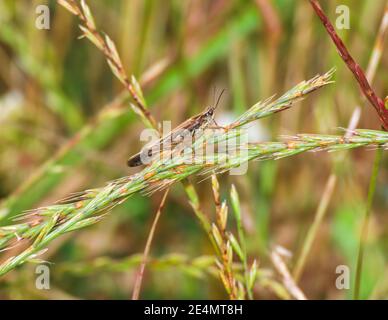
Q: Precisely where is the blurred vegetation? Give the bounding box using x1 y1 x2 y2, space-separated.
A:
0 0 388 299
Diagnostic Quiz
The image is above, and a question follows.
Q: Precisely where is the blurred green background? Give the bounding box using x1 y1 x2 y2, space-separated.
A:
0 0 388 299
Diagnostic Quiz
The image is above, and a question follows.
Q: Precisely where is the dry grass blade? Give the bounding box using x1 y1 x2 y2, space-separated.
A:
365 3 388 83
271 246 307 300
293 175 336 282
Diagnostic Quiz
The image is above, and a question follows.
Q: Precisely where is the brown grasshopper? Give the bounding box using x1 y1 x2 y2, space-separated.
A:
127 90 225 167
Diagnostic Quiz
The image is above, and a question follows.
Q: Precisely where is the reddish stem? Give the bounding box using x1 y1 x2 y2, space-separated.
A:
310 0 388 130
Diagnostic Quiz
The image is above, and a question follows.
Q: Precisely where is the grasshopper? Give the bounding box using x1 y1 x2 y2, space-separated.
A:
127 90 225 167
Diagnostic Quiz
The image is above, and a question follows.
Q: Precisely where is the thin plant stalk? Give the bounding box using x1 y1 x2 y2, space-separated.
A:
230 185 253 299
351 5 388 298
365 3 388 82
354 148 383 299
132 189 169 300
309 0 388 129
293 175 336 282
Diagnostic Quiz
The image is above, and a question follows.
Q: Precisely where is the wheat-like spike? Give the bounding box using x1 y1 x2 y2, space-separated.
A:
0 70 340 276
0 129 387 275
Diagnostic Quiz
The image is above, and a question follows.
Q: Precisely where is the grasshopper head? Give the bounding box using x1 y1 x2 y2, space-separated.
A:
206 89 225 116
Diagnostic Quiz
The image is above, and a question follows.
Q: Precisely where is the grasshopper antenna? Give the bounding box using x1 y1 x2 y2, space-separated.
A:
209 88 225 112
215 88 225 109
